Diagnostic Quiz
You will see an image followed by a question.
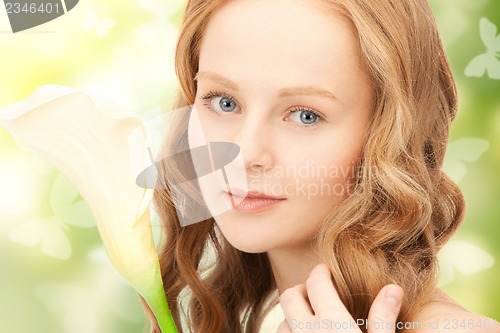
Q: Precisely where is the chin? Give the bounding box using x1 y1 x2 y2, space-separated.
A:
215 218 276 254
225 239 273 254
223 232 273 254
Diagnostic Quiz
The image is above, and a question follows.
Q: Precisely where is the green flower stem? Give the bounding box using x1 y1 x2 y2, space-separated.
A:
145 275 178 333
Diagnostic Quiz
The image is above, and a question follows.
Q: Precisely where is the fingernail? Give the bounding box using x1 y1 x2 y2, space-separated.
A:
384 285 402 307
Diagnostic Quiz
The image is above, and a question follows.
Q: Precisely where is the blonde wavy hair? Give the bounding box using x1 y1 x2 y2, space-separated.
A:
142 0 465 332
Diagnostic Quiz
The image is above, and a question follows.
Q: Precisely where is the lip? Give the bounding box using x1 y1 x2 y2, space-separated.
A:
226 189 285 200
224 190 286 213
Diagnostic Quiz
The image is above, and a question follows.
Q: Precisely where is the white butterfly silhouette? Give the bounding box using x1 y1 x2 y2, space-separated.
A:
82 10 116 38
443 138 490 183
465 17 500 79
438 240 495 287
35 248 143 333
8 174 95 260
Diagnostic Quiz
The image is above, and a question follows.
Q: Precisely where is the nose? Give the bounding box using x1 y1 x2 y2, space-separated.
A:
233 112 274 172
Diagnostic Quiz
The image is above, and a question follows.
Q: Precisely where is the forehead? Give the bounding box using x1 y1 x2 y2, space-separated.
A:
198 0 366 90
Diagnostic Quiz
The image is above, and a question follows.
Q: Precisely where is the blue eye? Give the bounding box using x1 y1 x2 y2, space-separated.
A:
200 91 240 114
288 109 322 126
217 96 237 112
300 111 318 124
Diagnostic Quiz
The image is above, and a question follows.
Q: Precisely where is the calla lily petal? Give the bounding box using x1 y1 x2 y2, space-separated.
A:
0 85 177 333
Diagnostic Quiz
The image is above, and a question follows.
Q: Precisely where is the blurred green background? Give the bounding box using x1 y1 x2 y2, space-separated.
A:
0 0 498 332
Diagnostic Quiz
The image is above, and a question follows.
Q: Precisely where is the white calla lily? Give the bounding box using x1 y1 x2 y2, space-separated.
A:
0 85 177 333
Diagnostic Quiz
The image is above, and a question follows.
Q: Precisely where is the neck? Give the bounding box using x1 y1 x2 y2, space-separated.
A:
267 242 323 294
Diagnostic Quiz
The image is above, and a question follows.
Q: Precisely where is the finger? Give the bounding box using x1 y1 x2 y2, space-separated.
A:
367 284 404 333
276 320 293 333
306 263 356 324
279 284 314 323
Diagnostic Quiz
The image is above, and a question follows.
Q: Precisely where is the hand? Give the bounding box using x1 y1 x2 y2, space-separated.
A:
277 263 404 333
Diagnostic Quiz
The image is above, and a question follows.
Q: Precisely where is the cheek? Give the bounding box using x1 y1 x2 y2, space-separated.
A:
284 150 359 201
193 101 237 142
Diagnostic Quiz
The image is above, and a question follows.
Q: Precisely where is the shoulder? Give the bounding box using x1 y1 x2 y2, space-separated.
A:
403 289 500 333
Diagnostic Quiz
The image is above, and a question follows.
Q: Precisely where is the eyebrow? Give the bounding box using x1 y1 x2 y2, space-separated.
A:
194 70 339 102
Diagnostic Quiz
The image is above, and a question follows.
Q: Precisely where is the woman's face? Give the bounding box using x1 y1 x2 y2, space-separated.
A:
192 0 374 253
